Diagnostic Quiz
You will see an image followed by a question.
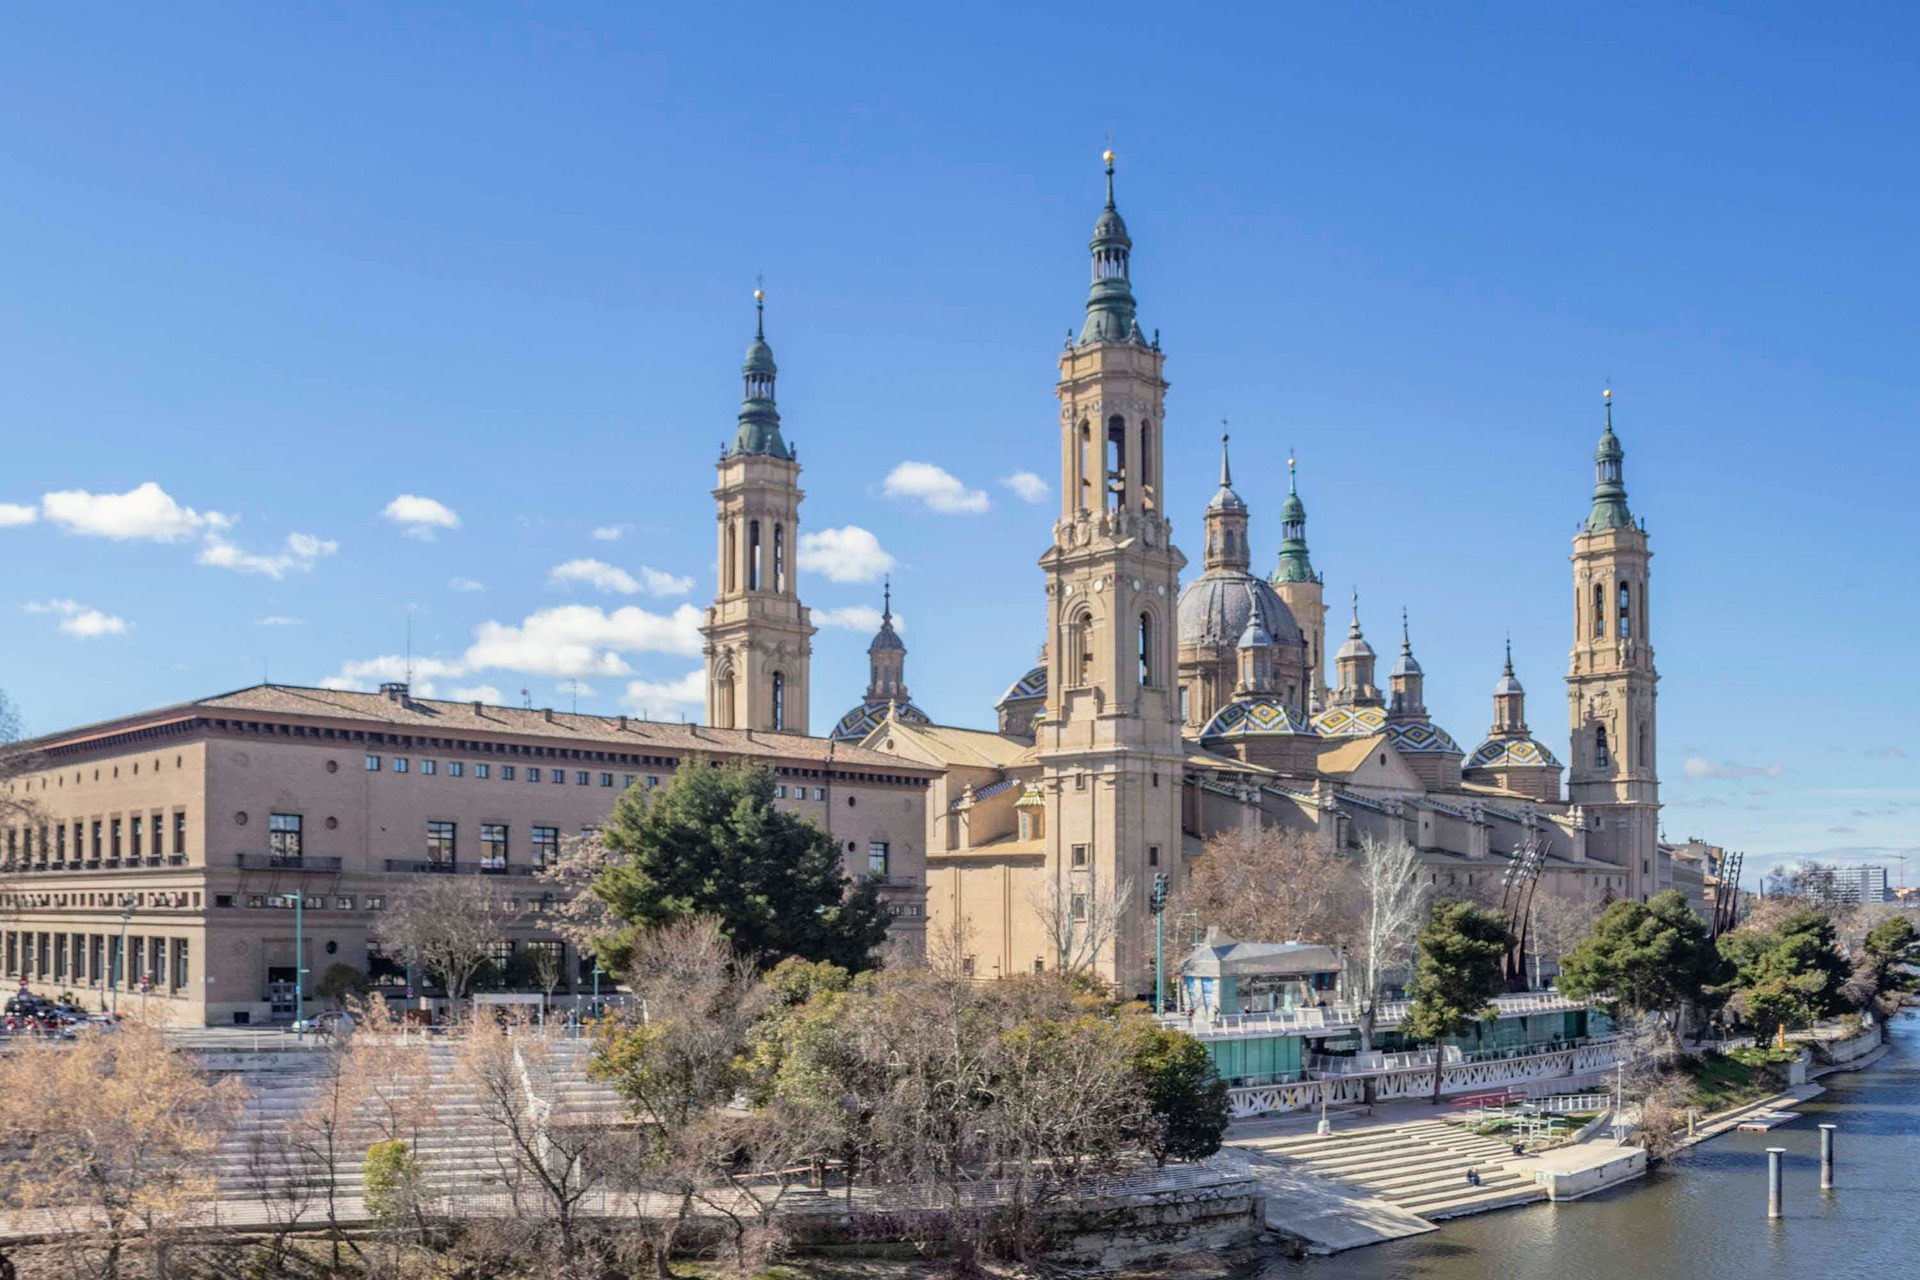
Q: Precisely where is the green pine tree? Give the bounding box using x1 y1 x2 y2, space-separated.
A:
1556 889 1730 1051
591 758 890 973
1402 899 1512 1104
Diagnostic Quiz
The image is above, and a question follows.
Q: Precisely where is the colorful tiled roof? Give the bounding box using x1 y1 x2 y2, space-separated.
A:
1198 696 1317 741
997 664 1048 706
1383 720 1463 756
1311 704 1388 739
829 697 930 743
1466 737 1563 770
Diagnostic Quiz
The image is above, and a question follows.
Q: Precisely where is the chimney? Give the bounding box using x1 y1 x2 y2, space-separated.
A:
380 682 409 703
543 708 555 724
472 701 483 715
618 715 628 730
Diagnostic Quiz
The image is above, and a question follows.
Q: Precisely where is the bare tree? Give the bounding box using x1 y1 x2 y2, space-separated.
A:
534 830 623 955
1 688 41 892
0 1017 242 1279
1528 890 1605 977
372 876 518 1016
1028 873 1134 977
1179 826 1357 947
1347 833 1428 1056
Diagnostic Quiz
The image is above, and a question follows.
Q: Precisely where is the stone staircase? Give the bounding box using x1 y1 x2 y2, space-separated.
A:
1251 1120 1544 1219
208 1037 630 1204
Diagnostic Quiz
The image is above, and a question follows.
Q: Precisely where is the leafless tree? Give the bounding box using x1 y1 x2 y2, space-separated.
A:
371 875 519 1015
1 688 42 891
1528 890 1606 975
1179 826 1358 948
533 945 567 1006
1347 833 1429 1056
1028 872 1134 977
534 829 624 955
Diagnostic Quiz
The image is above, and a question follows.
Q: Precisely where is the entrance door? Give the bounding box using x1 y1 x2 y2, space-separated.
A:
266 966 297 1022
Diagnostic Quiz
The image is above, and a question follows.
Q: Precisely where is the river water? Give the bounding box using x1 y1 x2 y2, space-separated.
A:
1258 1010 1920 1279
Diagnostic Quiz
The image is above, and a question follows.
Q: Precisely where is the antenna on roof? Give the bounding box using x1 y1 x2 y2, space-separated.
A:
521 687 532 710
405 614 414 688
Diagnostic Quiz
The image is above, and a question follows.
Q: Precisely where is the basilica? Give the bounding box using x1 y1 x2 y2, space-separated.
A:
698 155 1689 993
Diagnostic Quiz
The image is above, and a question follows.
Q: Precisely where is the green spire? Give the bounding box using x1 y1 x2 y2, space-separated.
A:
1585 388 1631 532
1078 149 1144 346
730 285 791 460
1272 452 1320 585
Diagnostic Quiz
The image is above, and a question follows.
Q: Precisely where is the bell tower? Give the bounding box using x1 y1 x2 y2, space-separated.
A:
701 289 815 733
1035 152 1187 993
1271 457 1328 710
1566 390 1659 899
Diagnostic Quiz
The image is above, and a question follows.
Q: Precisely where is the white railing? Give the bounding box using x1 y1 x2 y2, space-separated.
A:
1225 1035 1627 1119
1163 990 1587 1042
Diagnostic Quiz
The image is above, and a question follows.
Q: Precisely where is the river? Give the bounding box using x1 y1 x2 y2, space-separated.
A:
1258 1010 1920 1278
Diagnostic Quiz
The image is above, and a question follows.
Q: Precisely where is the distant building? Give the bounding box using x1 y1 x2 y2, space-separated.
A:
1832 865 1892 904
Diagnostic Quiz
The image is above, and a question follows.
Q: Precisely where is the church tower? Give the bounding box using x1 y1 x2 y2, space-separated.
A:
1035 152 1187 993
701 290 815 733
1566 390 1659 899
1270 458 1328 710
1331 593 1384 707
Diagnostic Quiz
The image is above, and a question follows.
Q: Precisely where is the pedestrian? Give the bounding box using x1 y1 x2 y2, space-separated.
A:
1466 1167 1482 1188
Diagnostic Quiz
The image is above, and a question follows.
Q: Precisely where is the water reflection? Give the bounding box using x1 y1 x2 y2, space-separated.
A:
1258 1012 1919 1279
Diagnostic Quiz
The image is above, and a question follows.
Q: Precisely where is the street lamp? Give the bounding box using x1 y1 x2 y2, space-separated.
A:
1149 873 1169 1016
280 892 304 1032
112 895 134 1016
591 961 604 1020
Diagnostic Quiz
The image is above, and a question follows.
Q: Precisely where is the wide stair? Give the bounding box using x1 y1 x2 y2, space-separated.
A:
208 1037 630 1205
1252 1120 1545 1219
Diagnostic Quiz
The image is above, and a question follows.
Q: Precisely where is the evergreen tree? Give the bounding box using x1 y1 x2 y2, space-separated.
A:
1720 908 1852 1039
1556 889 1730 1051
1402 899 1512 1104
592 759 890 973
1125 1022 1231 1164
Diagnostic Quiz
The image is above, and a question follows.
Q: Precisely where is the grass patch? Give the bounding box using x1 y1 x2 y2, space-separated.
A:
1685 1052 1779 1113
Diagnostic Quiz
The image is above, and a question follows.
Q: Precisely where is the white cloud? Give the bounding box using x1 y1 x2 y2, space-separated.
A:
25 599 130 639
465 604 704 676
198 530 338 578
1000 471 1049 504
549 558 694 598
449 577 487 592
591 524 631 542
41 482 228 542
798 525 895 583
1683 758 1785 781
382 494 460 539
622 670 705 713
883 461 990 514
0 503 37 527
451 684 504 705
257 616 305 627
813 605 905 633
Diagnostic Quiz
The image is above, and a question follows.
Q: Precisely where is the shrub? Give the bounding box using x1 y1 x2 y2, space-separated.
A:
363 1138 423 1226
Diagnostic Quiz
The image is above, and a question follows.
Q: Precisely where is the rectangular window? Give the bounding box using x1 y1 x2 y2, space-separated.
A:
1071 843 1089 868
131 816 142 859
813 787 826 801
868 841 890 879
475 763 489 779
366 754 382 771
172 939 189 990
961 956 976 977
268 813 303 861
647 776 660 789
1148 844 1160 867
426 820 456 868
527 767 541 783
421 759 437 776
481 823 508 871
55 825 66 864
623 775 636 789
1071 893 1087 921
334 896 354 911
91 821 102 862
501 765 514 781
173 811 186 857
775 784 787 799
110 818 123 863
599 772 614 787
448 761 464 778
1075 773 1087 791
365 896 385 910
215 894 234 908
531 825 559 868
573 770 586 786
393 757 409 774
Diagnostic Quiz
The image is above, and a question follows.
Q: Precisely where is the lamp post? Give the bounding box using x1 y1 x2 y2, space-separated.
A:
591 962 604 1020
112 896 134 1016
281 891 304 1032
1149 873 1169 1015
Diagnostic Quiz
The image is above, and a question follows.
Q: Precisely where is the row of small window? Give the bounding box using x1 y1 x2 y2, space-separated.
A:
215 893 387 911
772 785 828 801
364 756 660 790
4 812 189 866
1066 843 1159 867
1 890 200 912
3 929 190 991
269 813 563 868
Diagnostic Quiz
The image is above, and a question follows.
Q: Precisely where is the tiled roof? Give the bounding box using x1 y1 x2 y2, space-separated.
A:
872 720 1034 770
43 684 936 774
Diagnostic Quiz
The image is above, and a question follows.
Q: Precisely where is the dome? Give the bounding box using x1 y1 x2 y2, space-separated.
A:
742 336 777 378
1199 695 1317 742
1207 483 1247 514
1178 573 1303 650
1311 704 1387 740
1093 205 1131 247
1384 720 1463 756
1238 611 1273 651
1390 649 1422 678
1494 668 1524 697
830 698 931 743
997 664 1048 708
1466 737 1562 770
1336 631 1375 662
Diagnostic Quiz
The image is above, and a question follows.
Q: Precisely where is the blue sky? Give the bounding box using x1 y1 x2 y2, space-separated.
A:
2 4 1915 878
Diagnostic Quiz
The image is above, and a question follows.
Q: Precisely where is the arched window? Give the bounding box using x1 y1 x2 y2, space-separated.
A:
1138 612 1154 687
1638 721 1648 772
774 524 786 594
725 522 738 594
1180 684 1192 723
1140 420 1157 509
1223 528 1236 557
1617 581 1631 639
1595 723 1610 769
1106 415 1127 512
748 520 762 591
1592 582 1605 638
1078 421 1092 512
770 671 786 731
1073 612 1095 687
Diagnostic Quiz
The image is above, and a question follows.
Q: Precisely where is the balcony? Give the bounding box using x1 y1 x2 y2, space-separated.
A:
382 859 535 877
237 852 343 872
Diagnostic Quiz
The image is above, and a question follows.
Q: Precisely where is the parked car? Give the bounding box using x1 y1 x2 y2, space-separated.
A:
299 1010 355 1039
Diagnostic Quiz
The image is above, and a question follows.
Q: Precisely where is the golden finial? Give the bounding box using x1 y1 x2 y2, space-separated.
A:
1103 148 1115 166
753 287 764 303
